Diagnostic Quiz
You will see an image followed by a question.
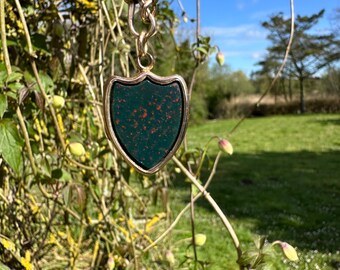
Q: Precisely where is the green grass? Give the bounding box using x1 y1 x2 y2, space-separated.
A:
169 114 340 269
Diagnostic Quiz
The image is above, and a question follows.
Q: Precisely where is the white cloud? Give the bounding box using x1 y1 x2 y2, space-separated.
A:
236 0 260 11
201 24 269 71
220 50 266 60
202 24 267 40
251 51 266 60
250 10 276 20
223 51 244 57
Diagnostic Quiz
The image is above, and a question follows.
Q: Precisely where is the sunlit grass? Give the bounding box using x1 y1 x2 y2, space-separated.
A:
169 114 340 269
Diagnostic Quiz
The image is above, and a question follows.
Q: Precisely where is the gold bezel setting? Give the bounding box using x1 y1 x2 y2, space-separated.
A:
103 72 189 175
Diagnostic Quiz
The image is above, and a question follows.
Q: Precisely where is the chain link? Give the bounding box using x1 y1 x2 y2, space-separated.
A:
125 0 157 71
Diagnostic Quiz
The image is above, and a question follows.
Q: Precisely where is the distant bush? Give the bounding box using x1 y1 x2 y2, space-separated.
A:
320 67 340 97
189 93 209 124
254 98 340 116
212 97 340 118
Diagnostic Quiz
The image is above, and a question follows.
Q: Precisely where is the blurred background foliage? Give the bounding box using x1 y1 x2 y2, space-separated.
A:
0 0 188 269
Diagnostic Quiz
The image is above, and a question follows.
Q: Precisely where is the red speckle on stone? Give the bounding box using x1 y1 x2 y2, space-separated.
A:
133 109 137 113
122 125 126 129
156 105 161 110
115 120 120 125
143 126 146 130
142 109 148 118
133 121 138 128
151 128 157 134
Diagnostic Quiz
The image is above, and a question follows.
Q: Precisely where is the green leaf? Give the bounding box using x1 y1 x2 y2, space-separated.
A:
8 82 25 93
195 47 208 55
191 179 202 196
0 38 17 48
51 168 62 179
31 33 50 55
0 94 7 119
23 70 35 84
52 168 72 182
0 63 7 87
0 261 11 270
0 119 24 174
39 72 54 94
6 72 23 83
63 185 71 206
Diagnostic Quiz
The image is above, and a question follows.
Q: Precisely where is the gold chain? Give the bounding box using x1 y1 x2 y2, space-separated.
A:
125 0 157 72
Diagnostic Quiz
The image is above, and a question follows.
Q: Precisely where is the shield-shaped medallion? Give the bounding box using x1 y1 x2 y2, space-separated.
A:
103 72 189 175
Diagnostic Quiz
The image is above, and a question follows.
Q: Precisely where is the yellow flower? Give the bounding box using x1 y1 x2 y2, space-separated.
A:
0 239 15 251
76 0 98 12
20 257 33 270
30 204 39 215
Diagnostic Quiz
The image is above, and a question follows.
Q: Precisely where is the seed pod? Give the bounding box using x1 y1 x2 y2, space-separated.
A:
52 95 65 109
69 142 86 157
194 234 207 246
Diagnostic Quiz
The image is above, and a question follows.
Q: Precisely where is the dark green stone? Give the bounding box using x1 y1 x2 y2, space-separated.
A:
110 79 184 170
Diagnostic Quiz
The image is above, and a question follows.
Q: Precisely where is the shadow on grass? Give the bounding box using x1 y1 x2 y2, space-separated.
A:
174 150 340 253
312 117 340 126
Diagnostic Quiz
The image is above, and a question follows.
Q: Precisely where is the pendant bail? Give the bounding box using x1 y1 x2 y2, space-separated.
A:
125 0 158 72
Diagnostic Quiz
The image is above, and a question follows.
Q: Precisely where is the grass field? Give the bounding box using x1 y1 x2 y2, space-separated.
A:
167 114 340 269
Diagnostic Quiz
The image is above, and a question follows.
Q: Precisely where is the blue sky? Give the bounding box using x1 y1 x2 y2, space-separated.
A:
172 0 339 75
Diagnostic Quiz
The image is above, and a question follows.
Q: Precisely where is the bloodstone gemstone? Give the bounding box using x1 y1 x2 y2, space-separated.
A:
110 79 184 170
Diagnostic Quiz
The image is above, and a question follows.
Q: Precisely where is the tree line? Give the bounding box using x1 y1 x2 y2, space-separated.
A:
153 8 340 122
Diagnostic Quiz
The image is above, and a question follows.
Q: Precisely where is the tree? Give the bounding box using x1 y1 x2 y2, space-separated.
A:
201 64 255 118
255 56 290 102
321 66 340 96
261 9 340 113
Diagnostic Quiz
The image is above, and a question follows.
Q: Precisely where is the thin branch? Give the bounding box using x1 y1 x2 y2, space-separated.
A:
177 0 186 14
143 152 222 253
14 0 35 57
14 0 67 150
1 0 38 176
0 0 11 74
16 107 37 175
172 156 242 259
228 0 295 136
